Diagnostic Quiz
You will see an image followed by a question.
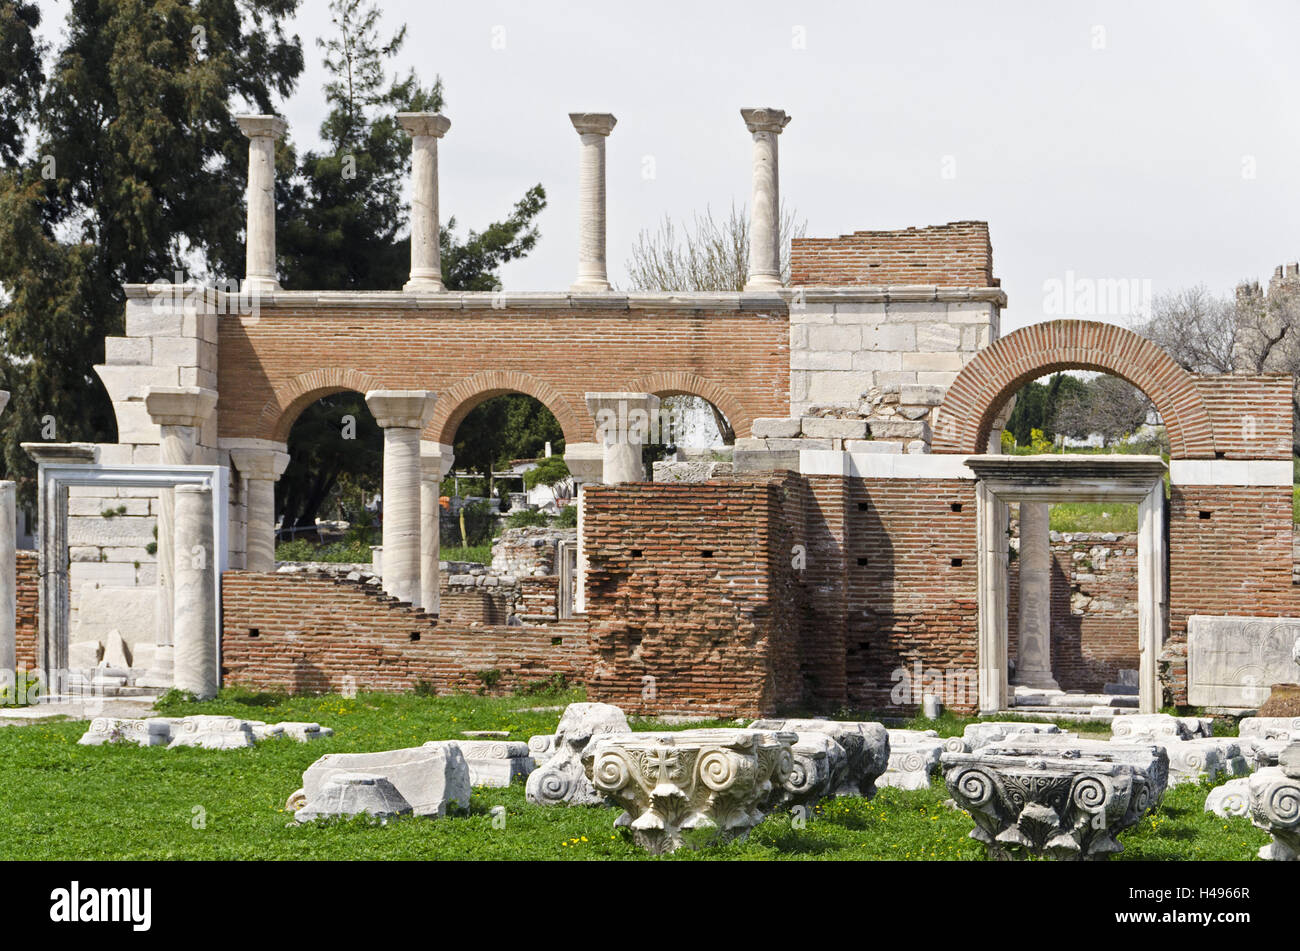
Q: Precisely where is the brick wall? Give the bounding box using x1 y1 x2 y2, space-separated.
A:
1192 375 1294 460
581 478 805 717
1009 532 1141 693
216 305 790 444
221 571 588 696
14 550 38 672
791 222 996 288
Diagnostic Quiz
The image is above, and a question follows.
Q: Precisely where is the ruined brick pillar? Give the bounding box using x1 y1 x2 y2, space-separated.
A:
740 107 791 291
569 112 617 292
365 391 438 607
397 112 451 292
235 115 288 293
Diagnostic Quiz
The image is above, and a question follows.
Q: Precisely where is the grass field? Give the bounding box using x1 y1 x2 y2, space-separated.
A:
0 688 1269 861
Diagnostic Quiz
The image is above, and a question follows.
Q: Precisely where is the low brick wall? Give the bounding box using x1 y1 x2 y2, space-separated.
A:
221 571 588 696
14 550 38 672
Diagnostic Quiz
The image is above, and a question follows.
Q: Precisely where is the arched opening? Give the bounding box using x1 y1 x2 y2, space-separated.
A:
273 390 382 563
444 392 570 564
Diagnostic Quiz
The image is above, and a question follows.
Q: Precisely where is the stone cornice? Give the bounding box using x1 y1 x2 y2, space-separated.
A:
122 283 1007 313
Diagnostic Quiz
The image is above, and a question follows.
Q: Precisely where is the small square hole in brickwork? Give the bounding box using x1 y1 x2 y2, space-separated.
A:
410 632 421 642
858 641 870 652
700 550 714 558
551 636 563 646
1215 451 1227 459
857 502 869 511
248 628 259 638
1199 511 1212 520
630 549 643 558
951 502 963 513
857 557 869 566
951 558 964 568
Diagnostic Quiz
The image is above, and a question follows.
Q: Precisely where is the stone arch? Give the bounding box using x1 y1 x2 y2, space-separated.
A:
431 370 586 446
261 368 386 442
626 371 751 438
932 320 1217 459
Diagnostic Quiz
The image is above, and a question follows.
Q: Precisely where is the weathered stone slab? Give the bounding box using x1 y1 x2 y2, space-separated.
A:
433 739 533 787
1188 615 1300 708
1111 713 1201 742
294 773 413 823
961 721 1061 752
78 717 174 747
526 702 630 806
297 743 471 817
1239 716 1300 743
581 728 795 853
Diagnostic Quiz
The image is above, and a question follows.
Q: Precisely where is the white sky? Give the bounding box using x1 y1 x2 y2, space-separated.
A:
36 0 1300 333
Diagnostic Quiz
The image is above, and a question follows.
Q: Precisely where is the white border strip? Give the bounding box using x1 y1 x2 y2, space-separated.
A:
1168 460 1292 487
800 450 975 480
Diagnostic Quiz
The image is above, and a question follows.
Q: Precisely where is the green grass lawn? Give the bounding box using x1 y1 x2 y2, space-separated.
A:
0 688 1269 860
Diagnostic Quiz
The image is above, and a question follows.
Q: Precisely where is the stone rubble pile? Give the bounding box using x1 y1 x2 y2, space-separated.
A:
78 714 332 749
1110 713 1247 786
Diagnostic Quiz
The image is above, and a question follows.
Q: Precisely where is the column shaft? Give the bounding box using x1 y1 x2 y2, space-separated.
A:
569 113 616 291
397 113 451 291
741 108 790 291
245 477 277 572
0 481 15 689
382 426 422 605
420 473 442 613
1014 501 1058 690
173 484 217 699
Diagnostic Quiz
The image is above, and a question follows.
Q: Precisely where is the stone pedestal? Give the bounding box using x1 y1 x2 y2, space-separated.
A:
172 483 217 699
235 115 288 293
365 391 437 606
227 444 289 572
584 392 660 485
397 112 451 292
569 112 616 292
1013 501 1057 690
740 107 791 291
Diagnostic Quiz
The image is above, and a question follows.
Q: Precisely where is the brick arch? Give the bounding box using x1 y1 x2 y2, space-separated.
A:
431 370 587 446
627 371 752 438
932 320 1217 459
260 368 386 442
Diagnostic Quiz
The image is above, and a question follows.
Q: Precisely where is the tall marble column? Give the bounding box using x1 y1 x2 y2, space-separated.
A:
1014 501 1058 690
569 112 617 292
365 391 438 606
172 483 217 699
420 442 454 614
583 392 660 485
144 386 216 686
397 112 451 292
235 115 288 293
562 443 605 614
227 444 290 572
740 107 791 291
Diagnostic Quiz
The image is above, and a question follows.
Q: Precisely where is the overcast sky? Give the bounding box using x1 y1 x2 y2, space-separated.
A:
37 1 1300 332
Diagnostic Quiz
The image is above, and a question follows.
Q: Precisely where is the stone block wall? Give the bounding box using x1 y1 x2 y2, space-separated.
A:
1008 531 1141 693
220 570 589 695
66 486 159 635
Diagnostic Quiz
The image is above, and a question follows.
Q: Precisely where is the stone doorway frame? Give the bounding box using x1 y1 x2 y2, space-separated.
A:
965 455 1168 715
34 460 228 693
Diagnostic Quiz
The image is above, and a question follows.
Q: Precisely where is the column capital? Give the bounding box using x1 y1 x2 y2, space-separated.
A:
228 445 290 481
584 392 662 441
236 114 288 140
397 112 451 139
144 386 218 429
420 441 455 480
740 107 791 135
365 390 438 430
563 442 605 485
569 112 617 136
